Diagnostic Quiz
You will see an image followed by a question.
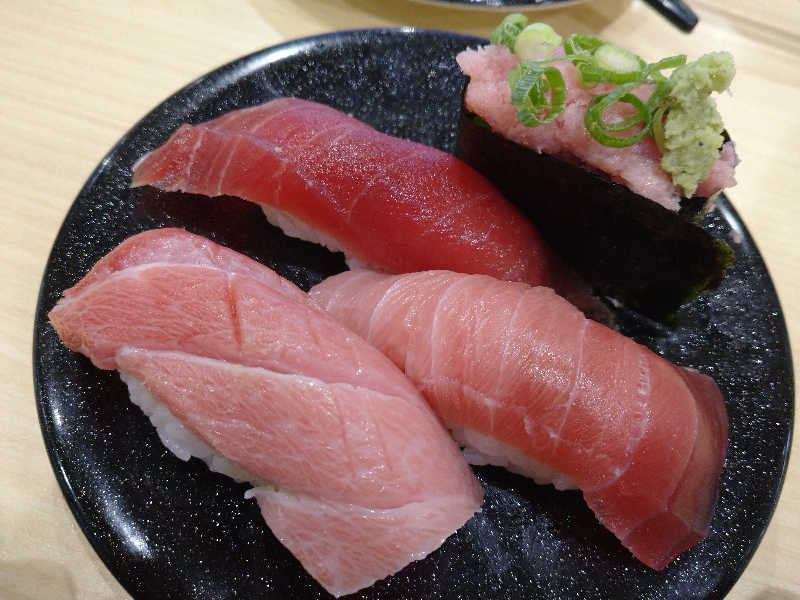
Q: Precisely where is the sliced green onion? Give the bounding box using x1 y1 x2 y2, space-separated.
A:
595 44 640 73
513 23 563 61
509 63 545 107
585 84 651 147
647 54 687 74
561 35 647 87
563 33 604 57
593 44 647 83
490 13 528 49
651 106 667 153
572 56 606 88
599 110 647 133
645 72 671 110
509 62 566 127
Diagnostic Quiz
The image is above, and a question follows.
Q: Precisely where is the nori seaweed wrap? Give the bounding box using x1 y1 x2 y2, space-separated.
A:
457 109 735 322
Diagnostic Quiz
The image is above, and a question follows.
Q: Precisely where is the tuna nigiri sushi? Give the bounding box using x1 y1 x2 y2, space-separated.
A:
130 97 598 315
48 228 484 597
310 270 728 570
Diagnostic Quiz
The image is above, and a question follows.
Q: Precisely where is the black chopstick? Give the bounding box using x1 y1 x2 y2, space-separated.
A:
642 0 699 32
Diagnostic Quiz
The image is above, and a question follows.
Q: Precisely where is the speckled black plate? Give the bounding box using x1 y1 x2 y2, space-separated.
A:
34 29 793 600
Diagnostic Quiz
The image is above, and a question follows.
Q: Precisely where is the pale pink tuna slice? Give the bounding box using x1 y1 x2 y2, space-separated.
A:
48 229 483 597
129 97 594 310
457 45 737 211
310 270 728 570
60 227 308 304
251 488 479 598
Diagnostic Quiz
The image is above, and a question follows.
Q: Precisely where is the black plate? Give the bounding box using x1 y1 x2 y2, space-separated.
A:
33 29 793 600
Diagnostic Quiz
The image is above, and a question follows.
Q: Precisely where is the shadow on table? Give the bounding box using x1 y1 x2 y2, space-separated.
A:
251 0 633 39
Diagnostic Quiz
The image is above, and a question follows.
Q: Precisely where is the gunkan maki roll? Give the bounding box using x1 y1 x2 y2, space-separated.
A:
455 16 738 322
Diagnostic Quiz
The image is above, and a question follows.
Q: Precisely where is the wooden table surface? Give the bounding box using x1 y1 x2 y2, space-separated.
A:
2 1 798 598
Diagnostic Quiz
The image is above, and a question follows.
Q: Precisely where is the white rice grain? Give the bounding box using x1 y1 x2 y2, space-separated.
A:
450 426 576 491
120 371 256 483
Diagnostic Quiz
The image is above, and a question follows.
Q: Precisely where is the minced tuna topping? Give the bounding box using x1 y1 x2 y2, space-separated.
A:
457 45 738 211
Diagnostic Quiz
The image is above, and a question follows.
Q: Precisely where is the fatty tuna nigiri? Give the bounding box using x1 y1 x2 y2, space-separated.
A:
48 229 484 597
309 270 728 570
130 97 593 311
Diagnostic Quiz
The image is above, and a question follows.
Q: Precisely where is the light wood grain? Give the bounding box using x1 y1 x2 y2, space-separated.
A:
1 1 798 598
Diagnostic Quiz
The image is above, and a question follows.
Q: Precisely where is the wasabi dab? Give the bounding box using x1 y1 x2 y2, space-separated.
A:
656 52 735 196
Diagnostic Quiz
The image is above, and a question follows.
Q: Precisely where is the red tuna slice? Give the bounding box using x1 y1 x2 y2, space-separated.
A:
49 229 483 597
309 270 728 569
130 97 591 309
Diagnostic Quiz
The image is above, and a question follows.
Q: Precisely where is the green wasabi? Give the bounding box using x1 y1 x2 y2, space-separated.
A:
657 52 736 197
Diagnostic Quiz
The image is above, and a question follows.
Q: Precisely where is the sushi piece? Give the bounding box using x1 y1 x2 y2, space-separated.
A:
48 228 484 597
456 18 738 320
310 270 728 570
130 97 598 315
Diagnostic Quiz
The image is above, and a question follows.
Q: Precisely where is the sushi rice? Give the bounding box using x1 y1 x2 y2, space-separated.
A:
120 370 258 484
